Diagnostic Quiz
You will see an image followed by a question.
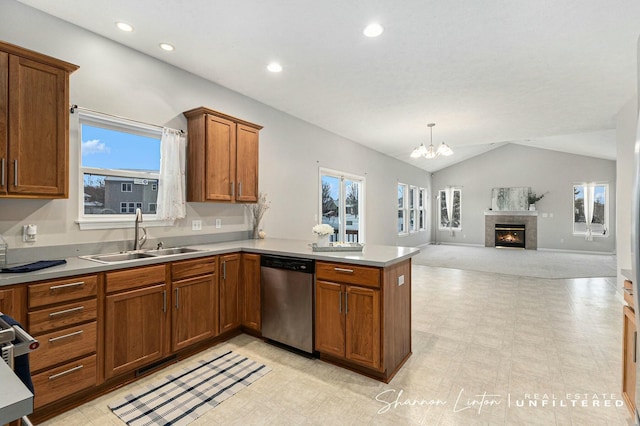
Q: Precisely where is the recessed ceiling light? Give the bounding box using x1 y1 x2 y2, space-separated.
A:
363 23 384 37
116 22 134 32
159 43 175 51
267 62 283 73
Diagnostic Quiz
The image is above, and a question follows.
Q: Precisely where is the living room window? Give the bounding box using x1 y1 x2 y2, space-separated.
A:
573 183 609 238
418 188 426 231
320 168 365 243
78 110 163 229
438 187 462 231
398 183 408 235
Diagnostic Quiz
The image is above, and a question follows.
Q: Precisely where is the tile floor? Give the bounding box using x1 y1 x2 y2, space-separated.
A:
40 264 632 425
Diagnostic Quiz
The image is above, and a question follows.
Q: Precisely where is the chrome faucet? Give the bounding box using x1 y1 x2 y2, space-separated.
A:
133 208 147 250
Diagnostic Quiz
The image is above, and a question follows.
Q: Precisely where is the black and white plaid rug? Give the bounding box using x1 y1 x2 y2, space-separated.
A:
109 351 271 426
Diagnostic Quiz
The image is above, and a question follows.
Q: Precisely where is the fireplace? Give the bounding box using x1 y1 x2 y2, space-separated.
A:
495 224 526 249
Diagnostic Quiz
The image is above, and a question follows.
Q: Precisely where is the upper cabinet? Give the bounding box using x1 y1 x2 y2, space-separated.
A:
0 41 78 198
183 107 262 203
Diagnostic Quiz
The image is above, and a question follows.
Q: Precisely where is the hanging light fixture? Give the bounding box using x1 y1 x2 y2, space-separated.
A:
410 123 453 159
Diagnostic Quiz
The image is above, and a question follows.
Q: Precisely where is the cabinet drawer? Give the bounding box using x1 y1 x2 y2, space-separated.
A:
316 262 381 288
28 275 98 308
106 264 166 293
625 280 634 310
28 298 97 335
172 256 217 280
32 353 97 409
30 321 97 372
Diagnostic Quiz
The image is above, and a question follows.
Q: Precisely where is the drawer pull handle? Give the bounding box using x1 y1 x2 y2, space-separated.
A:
49 364 84 380
334 268 354 274
49 306 84 318
49 281 85 291
49 330 84 343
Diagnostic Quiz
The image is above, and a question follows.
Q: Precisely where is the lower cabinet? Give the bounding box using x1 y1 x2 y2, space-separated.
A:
219 253 241 333
315 280 381 370
26 274 98 409
241 253 261 332
104 265 168 379
171 257 218 351
623 304 637 416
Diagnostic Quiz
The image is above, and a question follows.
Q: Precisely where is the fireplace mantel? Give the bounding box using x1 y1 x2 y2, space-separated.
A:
484 213 537 249
484 210 538 216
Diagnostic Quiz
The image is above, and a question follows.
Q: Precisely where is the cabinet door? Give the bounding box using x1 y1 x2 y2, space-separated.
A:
0 51 7 195
235 124 259 202
623 306 637 415
172 273 218 352
315 280 345 357
205 114 236 201
105 284 167 379
345 285 381 369
0 287 15 316
219 253 241 333
241 253 261 331
7 55 68 197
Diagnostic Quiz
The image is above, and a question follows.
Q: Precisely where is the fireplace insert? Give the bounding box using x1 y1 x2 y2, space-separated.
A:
495 224 525 249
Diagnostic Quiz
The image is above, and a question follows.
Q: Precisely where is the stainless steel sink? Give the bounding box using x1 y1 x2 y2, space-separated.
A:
82 251 156 263
80 247 203 264
144 247 202 256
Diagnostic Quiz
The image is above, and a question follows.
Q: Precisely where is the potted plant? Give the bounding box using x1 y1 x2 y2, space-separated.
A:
527 191 544 211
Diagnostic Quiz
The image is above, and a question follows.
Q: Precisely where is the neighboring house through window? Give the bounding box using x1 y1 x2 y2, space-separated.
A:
78 110 162 229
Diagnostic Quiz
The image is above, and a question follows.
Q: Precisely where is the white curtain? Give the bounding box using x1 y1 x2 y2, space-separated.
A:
583 183 596 241
156 128 186 220
444 187 454 236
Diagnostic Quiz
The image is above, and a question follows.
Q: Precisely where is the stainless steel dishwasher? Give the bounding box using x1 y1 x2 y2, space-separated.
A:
261 255 315 354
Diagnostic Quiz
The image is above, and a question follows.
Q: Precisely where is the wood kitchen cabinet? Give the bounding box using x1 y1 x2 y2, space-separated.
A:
183 107 262 203
0 41 78 198
219 253 241 333
241 253 261 332
26 274 99 409
315 260 411 380
170 256 218 352
104 265 168 379
315 274 381 370
623 279 637 416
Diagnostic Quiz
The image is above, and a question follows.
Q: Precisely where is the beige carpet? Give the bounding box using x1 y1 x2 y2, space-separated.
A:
412 244 617 279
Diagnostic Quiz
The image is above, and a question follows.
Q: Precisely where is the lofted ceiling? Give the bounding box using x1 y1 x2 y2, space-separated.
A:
16 0 640 172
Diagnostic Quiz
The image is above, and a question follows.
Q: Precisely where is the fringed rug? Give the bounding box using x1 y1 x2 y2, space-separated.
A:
109 351 271 426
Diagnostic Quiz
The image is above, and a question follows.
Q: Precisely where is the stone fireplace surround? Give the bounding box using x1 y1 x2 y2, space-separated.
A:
484 211 538 250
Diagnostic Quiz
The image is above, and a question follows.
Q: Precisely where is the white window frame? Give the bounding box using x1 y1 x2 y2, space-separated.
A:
572 183 609 237
398 183 408 236
319 167 366 243
75 111 173 230
438 187 462 231
418 188 427 231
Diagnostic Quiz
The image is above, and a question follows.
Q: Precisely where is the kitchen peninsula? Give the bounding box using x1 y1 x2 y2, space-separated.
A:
0 238 417 424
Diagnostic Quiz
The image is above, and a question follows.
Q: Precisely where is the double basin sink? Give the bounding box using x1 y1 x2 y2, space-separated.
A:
80 247 203 264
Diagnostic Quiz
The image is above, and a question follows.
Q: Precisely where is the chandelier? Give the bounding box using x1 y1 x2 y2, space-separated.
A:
410 123 453 159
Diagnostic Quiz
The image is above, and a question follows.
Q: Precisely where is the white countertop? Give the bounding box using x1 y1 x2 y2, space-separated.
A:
0 238 420 287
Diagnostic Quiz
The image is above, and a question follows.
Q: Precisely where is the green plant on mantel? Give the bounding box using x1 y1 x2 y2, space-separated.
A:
528 191 545 205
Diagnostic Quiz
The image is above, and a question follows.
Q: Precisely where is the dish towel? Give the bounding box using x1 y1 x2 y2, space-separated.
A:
1 259 66 273
0 314 35 394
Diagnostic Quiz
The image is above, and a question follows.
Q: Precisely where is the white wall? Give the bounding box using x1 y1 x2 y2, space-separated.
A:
616 97 638 289
431 143 617 253
0 1 430 253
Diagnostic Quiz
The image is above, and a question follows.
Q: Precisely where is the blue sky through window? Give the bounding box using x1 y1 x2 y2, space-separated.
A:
81 124 160 171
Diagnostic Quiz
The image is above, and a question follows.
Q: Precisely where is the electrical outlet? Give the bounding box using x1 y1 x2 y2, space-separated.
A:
192 220 202 231
215 219 222 229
